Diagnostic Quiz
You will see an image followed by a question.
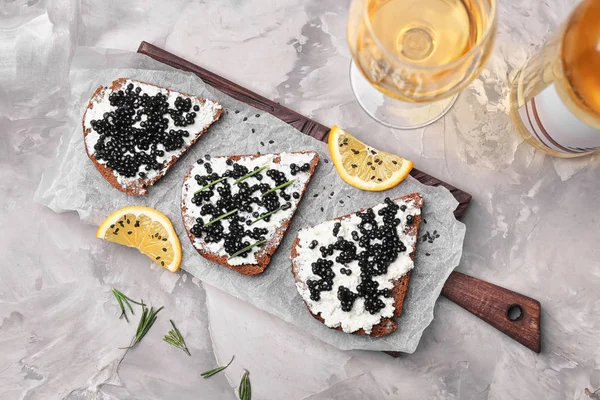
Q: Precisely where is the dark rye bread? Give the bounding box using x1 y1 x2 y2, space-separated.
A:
291 193 423 337
181 151 319 275
82 78 223 196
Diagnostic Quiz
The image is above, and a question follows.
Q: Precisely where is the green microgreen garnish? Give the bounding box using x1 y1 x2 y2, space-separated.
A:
194 178 225 194
200 355 235 378
234 166 268 185
238 369 251 400
163 320 191 356
261 179 295 197
228 240 267 259
121 305 163 349
206 209 238 226
250 207 281 225
111 288 145 323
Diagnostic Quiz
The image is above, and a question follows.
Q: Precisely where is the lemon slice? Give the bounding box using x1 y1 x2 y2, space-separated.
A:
96 206 182 272
328 126 414 191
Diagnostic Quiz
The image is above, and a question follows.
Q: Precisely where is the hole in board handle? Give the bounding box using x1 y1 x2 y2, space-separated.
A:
507 304 524 321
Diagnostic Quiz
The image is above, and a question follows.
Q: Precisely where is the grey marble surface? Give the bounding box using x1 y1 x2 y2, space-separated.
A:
1 0 599 399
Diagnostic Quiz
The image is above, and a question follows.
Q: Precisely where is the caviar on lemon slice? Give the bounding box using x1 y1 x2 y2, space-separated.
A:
328 126 413 191
96 206 182 272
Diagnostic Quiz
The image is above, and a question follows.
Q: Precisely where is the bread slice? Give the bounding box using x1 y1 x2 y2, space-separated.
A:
83 78 223 195
181 151 319 275
292 193 423 337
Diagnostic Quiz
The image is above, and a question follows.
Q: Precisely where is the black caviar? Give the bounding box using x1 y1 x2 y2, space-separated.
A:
90 83 202 179
189 158 310 259
332 222 341 237
306 197 409 315
290 162 311 176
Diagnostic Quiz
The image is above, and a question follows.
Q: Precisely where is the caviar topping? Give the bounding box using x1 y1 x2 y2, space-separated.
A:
306 197 412 315
90 83 204 179
189 156 312 260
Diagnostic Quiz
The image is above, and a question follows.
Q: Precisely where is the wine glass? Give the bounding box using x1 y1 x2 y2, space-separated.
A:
347 0 497 129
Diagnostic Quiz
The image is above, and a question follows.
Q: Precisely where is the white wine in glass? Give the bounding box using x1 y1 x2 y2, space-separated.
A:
347 0 497 129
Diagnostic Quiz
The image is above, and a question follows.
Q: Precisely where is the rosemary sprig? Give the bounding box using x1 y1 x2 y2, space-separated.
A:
163 320 191 356
121 305 163 349
206 209 238 226
261 179 295 197
111 288 145 323
234 166 268 185
200 355 234 378
238 369 251 400
250 207 281 225
228 240 267 259
194 178 225 194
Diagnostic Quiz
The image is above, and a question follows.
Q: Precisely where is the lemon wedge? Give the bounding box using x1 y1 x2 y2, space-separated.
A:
96 206 182 272
328 126 413 191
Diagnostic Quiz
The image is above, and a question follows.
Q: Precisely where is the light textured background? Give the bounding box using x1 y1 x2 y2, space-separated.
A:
1 0 599 399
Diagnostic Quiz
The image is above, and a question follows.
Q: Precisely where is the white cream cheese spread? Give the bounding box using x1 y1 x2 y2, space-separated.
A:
294 197 421 334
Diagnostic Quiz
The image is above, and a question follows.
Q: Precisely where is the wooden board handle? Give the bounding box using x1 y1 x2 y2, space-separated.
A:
442 272 541 353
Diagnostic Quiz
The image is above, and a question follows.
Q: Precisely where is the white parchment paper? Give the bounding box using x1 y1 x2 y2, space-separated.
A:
35 48 465 352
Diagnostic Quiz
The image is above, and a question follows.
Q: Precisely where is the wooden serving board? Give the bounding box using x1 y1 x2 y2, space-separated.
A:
137 41 541 354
